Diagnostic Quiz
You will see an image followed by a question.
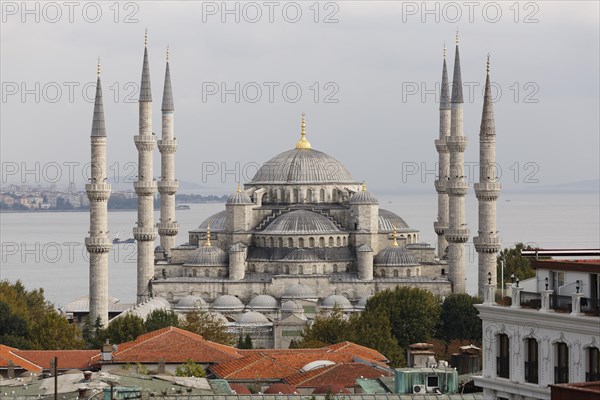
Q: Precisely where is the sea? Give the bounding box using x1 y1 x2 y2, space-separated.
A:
1 193 598 308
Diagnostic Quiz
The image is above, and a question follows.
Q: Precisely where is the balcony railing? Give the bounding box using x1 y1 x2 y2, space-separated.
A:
520 291 542 309
550 294 572 313
581 297 600 316
525 361 539 384
586 372 600 382
555 366 569 384
496 356 510 379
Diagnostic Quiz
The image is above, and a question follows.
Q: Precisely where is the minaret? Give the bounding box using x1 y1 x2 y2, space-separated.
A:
86 59 112 326
157 47 179 257
133 31 158 303
474 56 501 298
434 45 451 259
445 32 469 293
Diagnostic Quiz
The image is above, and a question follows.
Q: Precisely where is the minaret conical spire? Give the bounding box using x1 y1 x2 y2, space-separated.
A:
440 45 450 110
140 30 152 102
162 47 174 111
295 113 311 149
91 58 106 137
451 31 463 104
480 55 495 136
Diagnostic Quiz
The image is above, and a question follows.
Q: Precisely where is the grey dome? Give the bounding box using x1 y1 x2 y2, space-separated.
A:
250 148 356 185
227 191 252 205
248 295 278 310
213 295 244 311
185 245 228 266
355 295 371 310
195 210 227 232
349 190 378 205
374 246 418 266
237 311 271 325
282 300 304 313
175 295 208 311
207 312 229 324
282 248 322 261
263 210 340 235
283 283 317 299
378 209 411 232
356 244 373 252
321 294 353 310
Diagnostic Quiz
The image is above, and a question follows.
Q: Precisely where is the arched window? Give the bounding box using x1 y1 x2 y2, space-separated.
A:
192 269 197 277
299 238 304 248
306 189 312 202
588 347 600 382
407 269 411 277
336 237 341 246
320 188 325 202
555 342 569 384
393 270 399 277
293 188 299 203
278 237 283 248
312 265 317 274
288 238 294 247
380 269 386 278
217 269 223 277
319 237 325 247
323 265 328 273
497 334 510 379
441 268 446 276
285 265 290 274
298 265 304 274
333 264 338 273
277 266 281 274
204 270 209 277
309 237 315 247
329 237 334 246
269 237 274 247
525 338 539 384
343 237 347 246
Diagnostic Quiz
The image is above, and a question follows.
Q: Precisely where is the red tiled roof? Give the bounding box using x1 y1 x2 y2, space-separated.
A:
211 342 388 380
13 350 98 370
285 363 391 388
312 384 351 394
0 345 42 373
91 327 241 364
229 383 252 394
264 383 298 394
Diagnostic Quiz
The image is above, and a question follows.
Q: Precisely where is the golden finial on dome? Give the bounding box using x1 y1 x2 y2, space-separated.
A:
144 29 148 46
392 224 399 247
97 57 101 77
204 224 211 247
237 183 241 193
362 181 367 192
295 113 312 149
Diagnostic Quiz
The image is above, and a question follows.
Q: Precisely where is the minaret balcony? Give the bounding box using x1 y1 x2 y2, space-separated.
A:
446 136 468 152
157 180 179 195
134 135 157 151
158 139 177 154
85 183 112 201
134 181 157 196
157 222 180 236
474 182 501 200
85 237 112 253
474 236 502 253
447 180 469 195
434 221 447 235
434 139 448 152
445 228 470 243
133 227 158 241
434 179 447 193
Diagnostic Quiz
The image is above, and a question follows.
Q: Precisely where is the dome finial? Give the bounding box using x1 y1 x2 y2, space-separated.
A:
97 57 101 77
456 28 459 45
443 42 446 60
295 113 312 149
362 181 367 192
166 45 170 62
486 53 490 74
392 225 399 247
237 183 241 193
205 224 212 247
144 28 148 46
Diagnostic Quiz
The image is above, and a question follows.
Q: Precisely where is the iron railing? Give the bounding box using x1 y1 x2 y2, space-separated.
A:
496 356 510 379
525 361 539 384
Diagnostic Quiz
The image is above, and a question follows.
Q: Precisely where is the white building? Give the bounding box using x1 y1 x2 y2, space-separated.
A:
474 258 600 400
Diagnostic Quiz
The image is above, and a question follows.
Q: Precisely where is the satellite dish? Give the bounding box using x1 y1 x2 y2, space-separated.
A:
112 344 118 352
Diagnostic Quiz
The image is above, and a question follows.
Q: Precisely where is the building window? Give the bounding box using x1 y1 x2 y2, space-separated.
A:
217 269 223 277
320 188 325 202
333 264 338 273
204 270 209 277
336 237 341 246
278 237 283 248
288 238 294 248
329 237 334 246
306 189 312 202
441 268 445 276
299 238 304 248
525 338 539 384
312 265 317 274
555 342 569 384
380 269 386 278
319 237 325 247
393 270 399 277
298 265 303 274
309 237 315 247
587 347 600 382
497 333 510 379
407 269 411 277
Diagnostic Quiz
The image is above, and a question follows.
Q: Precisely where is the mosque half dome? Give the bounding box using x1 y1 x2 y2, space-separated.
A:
378 209 411 232
175 295 208 311
249 147 356 185
262 210 341 235
185 245 228 266
320 294 353 311
196 210 227 232
247 294 278 311
236 311 271 325
349 187 378 205
374 246 418 267
282 283 317 299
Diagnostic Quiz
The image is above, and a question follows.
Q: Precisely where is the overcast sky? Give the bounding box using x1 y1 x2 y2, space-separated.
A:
1 1 599 194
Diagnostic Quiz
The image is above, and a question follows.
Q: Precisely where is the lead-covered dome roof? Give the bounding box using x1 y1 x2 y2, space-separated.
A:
213 295 244 311
374 246 418 266
237 311 271 325
263 210 341 235
282 283 317 299
195 210 227 232
175 295 208 311
185 245 228 266
249 148 356 185
321 294 353 310
378 209 411 232
248 295 278 310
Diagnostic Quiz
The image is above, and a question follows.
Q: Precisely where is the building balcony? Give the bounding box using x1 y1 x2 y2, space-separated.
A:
157 180 178 195
134 135 156 151
433 221 447 235
445 227 470 243
496 356 510 379
85 183 111 201
157 139 177 154
473 236 502 253
446 136 468 152
157 222 180 236
133 227 157 241
85 237 112 253
434 139 448 152
525 361 539 384
434 179 447 193
586 372 600 382
474 182 501 200
554 366 569 384
446 180 468 195
133 181 157 196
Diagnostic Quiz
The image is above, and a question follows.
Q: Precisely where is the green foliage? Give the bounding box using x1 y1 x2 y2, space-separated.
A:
299 307 351 345
144 309 180 332
349 311 405 367
175 359 206 377
181 311 236 346
497 243 541 283
0 280 84 349
437 294 482 344
363 287 440 349
237 333 254 349
103 313 145 344
83 316 105 349
136 362 149 375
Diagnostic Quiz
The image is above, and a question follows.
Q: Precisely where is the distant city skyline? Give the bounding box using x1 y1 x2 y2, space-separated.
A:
1 1 599 194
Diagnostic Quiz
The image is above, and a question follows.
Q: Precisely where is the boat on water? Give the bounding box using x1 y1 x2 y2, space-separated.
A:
112 232 135 244
176 204 191 210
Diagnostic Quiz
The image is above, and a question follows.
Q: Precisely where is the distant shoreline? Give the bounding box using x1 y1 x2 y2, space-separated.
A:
0 203 226 214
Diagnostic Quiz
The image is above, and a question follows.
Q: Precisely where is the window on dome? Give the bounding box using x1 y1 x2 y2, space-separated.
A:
329 237 334 246
319 237 325 247
278 238 283 248
309 237 315 247
299 238 304 248
306 189 313 202
288 238 294 247
320 189 325 202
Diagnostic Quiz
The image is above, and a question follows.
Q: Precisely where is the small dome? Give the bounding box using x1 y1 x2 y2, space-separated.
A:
227 188 252 205
263 210 340 235
213 295 244 311
349 187 378 205
175 295 208 311
229 384 252 395
374 246 418 266
264 383 298 395
321 294 352 310
248 295 278 311
355 295 371 310
283 283 317 299
301 360 336 372
195 210 227 232
356 244 373 252
207 312 229 325
154 245 165 252
237 311 271 325
378 209 411 232
185 245 228 266
313 385 351 395
281 300 304 313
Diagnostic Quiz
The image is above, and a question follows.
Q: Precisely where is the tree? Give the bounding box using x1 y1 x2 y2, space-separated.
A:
244 333 253 349
103 313 145 344
437 294 482 346
362 287 440 349
175 359 206 378
83 316 105 349
297 307 352 346
349 311 405 367
144 309 180 332
497 242 542 283
181 311 236 346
